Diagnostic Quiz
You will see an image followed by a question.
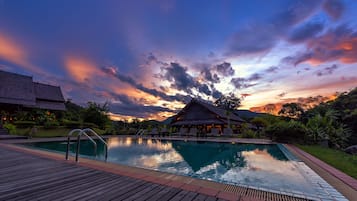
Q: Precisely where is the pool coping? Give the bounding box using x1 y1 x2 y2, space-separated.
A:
1 136 354 200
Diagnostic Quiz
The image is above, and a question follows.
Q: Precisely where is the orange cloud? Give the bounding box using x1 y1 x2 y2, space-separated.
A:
305 27 357 64
64 56 103 82
0 33 44 74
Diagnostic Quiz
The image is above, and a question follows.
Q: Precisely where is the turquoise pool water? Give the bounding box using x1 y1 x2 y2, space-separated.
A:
23 137 316 195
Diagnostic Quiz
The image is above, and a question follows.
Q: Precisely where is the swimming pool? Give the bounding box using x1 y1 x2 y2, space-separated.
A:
22 137 345 200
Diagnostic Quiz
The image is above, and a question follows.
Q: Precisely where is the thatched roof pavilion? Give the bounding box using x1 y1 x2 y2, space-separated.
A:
0 70 65 111
170 99 245 134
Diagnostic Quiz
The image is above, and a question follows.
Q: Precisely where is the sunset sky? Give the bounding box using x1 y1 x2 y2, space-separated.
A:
1 0 357 120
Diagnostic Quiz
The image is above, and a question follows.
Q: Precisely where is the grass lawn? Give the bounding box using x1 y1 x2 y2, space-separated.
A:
297 145 357 179
16 127 106 137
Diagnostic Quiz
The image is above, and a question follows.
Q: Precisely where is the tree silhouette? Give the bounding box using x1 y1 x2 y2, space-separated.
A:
214 93 241 128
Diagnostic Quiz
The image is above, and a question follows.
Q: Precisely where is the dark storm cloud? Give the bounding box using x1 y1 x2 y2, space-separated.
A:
226 0 322 56
159 62 226 98
230 73 263 89
162 62 196 93
108 93 175 118
323 0 345 20
201 67 220 83
199 61 234 84
215 62 235 76
283 25 357 65
288 22 325 42
315 64 339 76
101 66 190 102
212 89 223 99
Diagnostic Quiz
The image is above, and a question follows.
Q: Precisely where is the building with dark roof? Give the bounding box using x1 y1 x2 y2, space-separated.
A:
170 99 245 134
0 70 66 112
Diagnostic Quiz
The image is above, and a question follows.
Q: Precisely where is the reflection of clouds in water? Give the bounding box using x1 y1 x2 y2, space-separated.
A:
219 150 313 193
107 137 192 174
105 139 314 194
136 150 184 168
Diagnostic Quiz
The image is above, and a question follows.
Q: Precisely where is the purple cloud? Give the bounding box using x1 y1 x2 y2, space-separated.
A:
323 0 345 20
315 64 339 76
288 22 325 42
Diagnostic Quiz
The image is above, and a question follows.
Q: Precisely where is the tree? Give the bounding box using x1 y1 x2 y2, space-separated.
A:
278 103 304 119
214 93 241 128
306 109 351 148
81 102 110 129
250 116 269 133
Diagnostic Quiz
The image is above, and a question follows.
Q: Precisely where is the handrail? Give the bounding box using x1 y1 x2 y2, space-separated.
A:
65 128 108 162
66 129 97 162
136 129 145 136
65 129 81 160
75 132 97 162
82 128 108 161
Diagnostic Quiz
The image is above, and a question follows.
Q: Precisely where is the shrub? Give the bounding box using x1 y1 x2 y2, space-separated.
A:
241 129 256 138
43 121 60 129
4 123 16 134
62 120 81 128
82 122 98 128
13 121 36 128
265 120 307 143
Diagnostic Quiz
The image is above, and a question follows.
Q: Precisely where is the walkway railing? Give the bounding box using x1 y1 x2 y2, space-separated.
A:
65 128 108 162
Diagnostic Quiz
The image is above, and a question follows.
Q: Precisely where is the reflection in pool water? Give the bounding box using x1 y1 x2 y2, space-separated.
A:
25 137 314 194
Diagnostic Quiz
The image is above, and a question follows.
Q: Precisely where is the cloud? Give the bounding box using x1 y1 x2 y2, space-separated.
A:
161 62 196 93
277 92 287 98
284 25 357 65
159 62 226 98
288 22 325 43
215 62 235 76
201 67 220 83
102 66 192 103
230 73 262 89
0 33 45 75
108 93 175 118
315 64 338 76
226 23 277 56
226 0 322 56
323 0 345 20
297 76 357 92
264 66 279 73
64 56 103 82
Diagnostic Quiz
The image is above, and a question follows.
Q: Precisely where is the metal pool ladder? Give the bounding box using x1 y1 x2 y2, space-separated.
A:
65 128 108 162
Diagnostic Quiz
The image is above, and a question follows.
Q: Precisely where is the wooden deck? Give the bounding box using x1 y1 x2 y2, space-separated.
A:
0 146 225 201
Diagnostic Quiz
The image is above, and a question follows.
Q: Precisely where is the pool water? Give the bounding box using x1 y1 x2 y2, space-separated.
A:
24 137 316 195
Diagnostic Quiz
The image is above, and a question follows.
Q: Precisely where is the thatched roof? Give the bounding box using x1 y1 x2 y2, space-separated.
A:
196 99 244 122
171 99 245 126
0 70 65 110
34 83 65 102
0 70 36 106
